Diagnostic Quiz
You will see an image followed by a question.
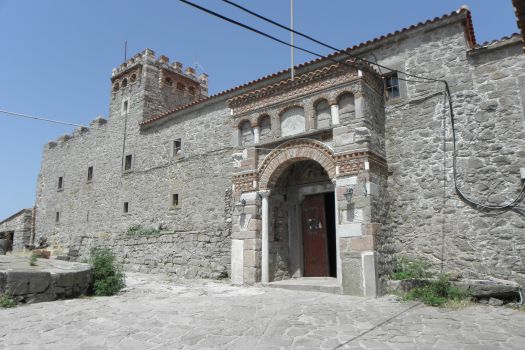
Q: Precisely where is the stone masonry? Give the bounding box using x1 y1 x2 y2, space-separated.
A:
0 208 33 252
27 7 525 295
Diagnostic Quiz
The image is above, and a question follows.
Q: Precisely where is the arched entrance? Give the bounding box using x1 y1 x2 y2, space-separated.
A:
255 140 339 284
268 160 337 280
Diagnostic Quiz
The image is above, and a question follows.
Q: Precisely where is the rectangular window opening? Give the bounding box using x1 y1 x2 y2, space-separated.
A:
385 72 401 100
58 176 63 190
123 100 129 114
172 193 180 208
55 211 60 222
123 202 129 213
173 139 182 156
87 166 93 182
124 154 133 171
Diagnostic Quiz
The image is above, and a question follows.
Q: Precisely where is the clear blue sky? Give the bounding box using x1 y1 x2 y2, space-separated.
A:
0 0 519 219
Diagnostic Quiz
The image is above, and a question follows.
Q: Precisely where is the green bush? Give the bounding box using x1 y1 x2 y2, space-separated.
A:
127 224 160 236
0 294 17 308
391 255 431 280
29 253 38 266
89 248 125 296
404 274 468 307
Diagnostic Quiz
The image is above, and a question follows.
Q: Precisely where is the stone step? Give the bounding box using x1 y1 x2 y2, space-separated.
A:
268 277 342 294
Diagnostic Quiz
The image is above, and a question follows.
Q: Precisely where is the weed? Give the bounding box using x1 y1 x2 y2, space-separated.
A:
0 294 17 308
404 274 469 307
126 224 160 236
89 247 125 296
391 255 431 280
29 253 38 266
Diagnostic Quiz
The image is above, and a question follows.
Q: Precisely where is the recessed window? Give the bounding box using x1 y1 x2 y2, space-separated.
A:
165 77 173 86
188 86 196 95
121 78 128 88
173 139 182 156
113 83 120 92
55 212 60 222
87 166 93 182
385 72 400 99
176 82 185 91
130 74 137 82
123 202 129 213
58 176 63 190
172 194 180 208
124 154 133 171
122 100 129 114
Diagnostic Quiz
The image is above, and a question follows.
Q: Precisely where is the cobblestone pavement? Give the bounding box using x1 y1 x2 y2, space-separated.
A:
1 273 524 349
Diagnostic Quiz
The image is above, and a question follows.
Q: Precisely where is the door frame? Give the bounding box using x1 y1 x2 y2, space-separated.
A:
294 182 336 278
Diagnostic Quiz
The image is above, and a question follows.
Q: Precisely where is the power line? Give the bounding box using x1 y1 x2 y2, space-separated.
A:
0 109 88 128
221 0 443 84
181 0 525 212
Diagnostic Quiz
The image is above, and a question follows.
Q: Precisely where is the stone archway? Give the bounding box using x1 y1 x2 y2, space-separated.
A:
256 139 338 283
258 139 337 190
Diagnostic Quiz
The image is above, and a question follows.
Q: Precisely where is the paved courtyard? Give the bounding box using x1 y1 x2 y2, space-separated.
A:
1 273 524 349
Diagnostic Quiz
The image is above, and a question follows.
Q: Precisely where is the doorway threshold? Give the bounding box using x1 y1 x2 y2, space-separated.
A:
268 277 341 294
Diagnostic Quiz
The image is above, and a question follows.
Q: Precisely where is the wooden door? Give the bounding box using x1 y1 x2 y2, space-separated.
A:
301 194 329 277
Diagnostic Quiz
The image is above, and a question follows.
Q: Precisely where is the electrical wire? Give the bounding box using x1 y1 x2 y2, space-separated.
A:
0 109 88 128
180 0 525 211
221 0 444 84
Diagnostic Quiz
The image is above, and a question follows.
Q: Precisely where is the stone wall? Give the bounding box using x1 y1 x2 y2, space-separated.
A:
0 209 32 251
352 18 525 286
35 50 234 278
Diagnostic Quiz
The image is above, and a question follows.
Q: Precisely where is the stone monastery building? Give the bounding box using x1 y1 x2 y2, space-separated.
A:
5 7 525 296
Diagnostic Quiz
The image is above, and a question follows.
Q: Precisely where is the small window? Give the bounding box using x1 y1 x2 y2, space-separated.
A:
176 82 185 91
385 72 400 99
172 194 180 208
188 86 196 95
87 166 93 182
121 78 128 88
165 77 173 86
173 139 182 156
122 100 129 114
130 74 137 82
124 154 133 171
55 212 60 222
113 83 120 92
58 176 63 190
123 202 129 213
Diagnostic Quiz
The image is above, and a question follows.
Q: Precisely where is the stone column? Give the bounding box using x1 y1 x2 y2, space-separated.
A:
260 190 271 284
253 126 260 144
330 104 340 125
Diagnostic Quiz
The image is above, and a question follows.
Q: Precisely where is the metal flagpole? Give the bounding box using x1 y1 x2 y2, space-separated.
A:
290 0 294 80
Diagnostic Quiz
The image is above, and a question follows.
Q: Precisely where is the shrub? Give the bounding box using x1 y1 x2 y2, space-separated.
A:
0 294 17 308
391 255 431 280
127 224 160 236
404 274 469 307
89 248 125 296
29 253 38 266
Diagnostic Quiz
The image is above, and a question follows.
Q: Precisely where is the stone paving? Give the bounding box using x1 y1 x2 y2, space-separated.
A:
1 273 525 349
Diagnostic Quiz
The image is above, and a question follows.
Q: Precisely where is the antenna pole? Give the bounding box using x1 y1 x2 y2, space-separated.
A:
124 41 127 62
290 0 294 80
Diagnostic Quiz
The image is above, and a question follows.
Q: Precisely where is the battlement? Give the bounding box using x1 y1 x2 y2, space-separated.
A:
111 48 208 90
46 116 108 150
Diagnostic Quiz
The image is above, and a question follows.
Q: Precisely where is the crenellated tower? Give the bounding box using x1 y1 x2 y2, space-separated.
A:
109 48 208 122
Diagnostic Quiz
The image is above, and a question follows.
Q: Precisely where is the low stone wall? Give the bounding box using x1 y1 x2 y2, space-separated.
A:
77 231 230 279
0 256 92 303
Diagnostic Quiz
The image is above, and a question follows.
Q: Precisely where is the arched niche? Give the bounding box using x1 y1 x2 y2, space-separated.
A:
314 99 331 129
280 106 305 137
239 120 254 146
338 93 355 121
259 115 271 138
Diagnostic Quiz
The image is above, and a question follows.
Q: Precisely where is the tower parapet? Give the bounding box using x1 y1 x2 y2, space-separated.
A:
110 48 208 120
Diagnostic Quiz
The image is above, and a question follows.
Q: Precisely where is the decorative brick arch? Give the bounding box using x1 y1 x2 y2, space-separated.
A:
258 139 336 190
